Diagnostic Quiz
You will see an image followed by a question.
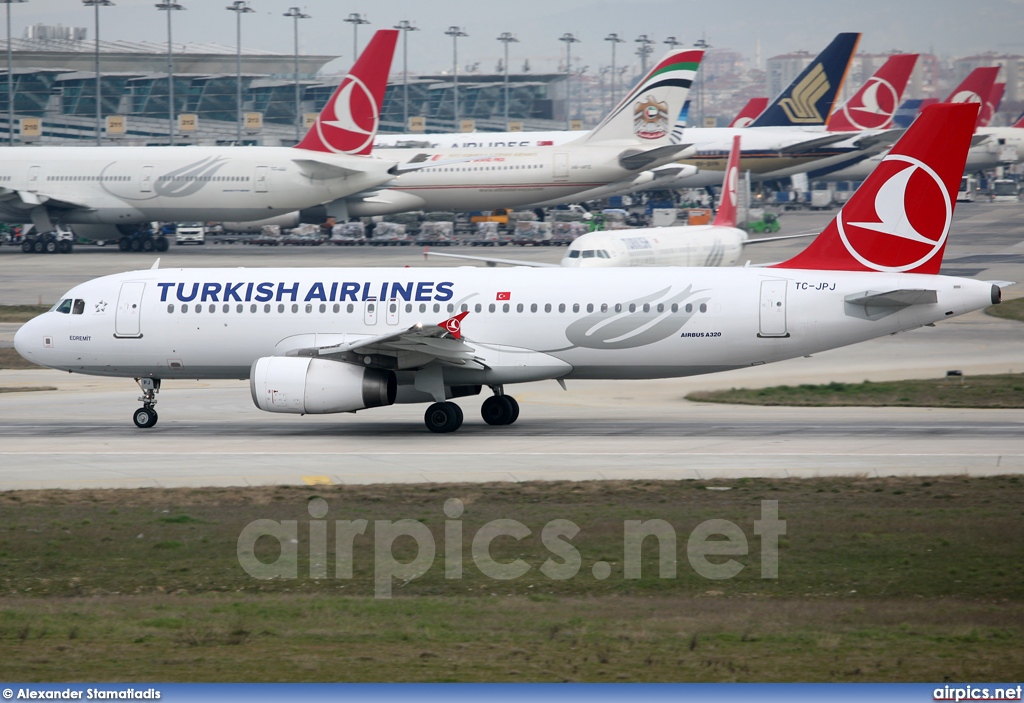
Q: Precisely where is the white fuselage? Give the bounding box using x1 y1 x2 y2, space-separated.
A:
16 266 995 391
0 145 395 226
353 142 687 216
561 225 747 268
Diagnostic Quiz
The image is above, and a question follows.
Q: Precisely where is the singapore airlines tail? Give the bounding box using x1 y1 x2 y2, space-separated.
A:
293 29 399 155
712 135 742 228
826 54 918 132
581 49 703 145
774 102 979 275
750 32 860 128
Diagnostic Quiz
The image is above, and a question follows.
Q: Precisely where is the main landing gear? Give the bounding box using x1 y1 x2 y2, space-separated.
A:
133 377 160 428
423 387 520 433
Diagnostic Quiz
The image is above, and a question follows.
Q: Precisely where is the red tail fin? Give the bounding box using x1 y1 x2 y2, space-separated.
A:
1013 111 1024 129
827 54 918 131
774 103 979 275
978 82 1006 127
728 98 767 128
294 29 398 155
712 135 741 228
943 66 999 130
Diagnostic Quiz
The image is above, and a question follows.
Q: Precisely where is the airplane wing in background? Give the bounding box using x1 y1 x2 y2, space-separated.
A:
0 188 95 213
422 249 560 268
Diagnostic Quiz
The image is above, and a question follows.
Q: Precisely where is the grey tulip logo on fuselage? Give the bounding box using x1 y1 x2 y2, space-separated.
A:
558 285 710 350
153 156 231 198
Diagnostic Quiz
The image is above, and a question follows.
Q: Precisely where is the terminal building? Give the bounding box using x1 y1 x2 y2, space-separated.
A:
0 28 571 146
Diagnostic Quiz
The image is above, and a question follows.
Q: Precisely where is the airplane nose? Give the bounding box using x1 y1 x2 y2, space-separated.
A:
13 317 38 362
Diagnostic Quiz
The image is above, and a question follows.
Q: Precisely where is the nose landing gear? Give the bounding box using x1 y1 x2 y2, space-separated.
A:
133 377 160 428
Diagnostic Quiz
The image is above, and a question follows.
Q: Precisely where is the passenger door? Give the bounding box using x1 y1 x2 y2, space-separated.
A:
758 280 789 338
115 281 146 338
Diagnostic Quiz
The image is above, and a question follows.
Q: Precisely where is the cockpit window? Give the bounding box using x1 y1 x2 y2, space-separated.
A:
567 250 580 258
582 250 595 259
598 250 610 259
72 299 85 315
55 299 72 314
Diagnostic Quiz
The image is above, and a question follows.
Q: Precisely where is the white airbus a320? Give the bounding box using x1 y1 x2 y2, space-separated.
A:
15 104 1005 433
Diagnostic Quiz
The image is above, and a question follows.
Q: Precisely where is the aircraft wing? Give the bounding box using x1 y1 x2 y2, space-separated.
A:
777 133 858 154
743 231 820 245
618 144 694 170
423 249 560 268
850 129 905 150
285 312 487 371
389 154 485 174
0 187 95 212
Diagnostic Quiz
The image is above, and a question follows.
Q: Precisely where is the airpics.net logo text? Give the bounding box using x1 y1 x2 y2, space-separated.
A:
236 498 786 598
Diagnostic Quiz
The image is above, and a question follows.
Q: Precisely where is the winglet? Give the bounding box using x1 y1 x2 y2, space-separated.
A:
773 103 979 275
294 29 398 155
712 135 741 228
438 311 469 339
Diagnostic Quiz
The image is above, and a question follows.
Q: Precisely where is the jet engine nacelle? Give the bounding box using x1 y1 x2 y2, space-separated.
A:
250 356 396 414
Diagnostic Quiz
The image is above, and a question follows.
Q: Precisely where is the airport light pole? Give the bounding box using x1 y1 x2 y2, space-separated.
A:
284 6 310 142
394 20 418 129
635 34 654 77
558 32 579 130
603 32 623 107
156 2 184 146
83 0 113 147
226 1 253 144
344 13 369 64
497 31 517 129
2 0 26 146
445 26 467 128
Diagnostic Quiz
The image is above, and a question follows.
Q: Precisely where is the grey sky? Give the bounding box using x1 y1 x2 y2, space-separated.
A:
11 0 1024 76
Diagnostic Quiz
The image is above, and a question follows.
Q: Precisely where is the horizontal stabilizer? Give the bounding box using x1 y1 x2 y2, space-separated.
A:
292 158 363 180
845 289 937 307
423 250 559 268
851 129 905 149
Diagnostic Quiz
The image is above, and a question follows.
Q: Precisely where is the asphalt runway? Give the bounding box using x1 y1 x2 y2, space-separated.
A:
1 202 1022 489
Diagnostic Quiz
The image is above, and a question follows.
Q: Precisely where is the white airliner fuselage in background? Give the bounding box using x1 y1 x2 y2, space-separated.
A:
0 30 402 237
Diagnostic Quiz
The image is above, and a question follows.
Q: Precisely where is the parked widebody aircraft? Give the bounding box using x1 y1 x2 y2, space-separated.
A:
0 30 403 244
14 104 1004 434
229 50 704 230
373 35 911 193
426 136 813 269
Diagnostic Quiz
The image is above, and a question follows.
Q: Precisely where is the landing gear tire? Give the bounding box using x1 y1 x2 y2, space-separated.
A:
154 236 169 252
129 238 142 252
58 240 72 254
142 237 154 252
424 401 463 433
133 407 158 428
118 236 130 251
481 394 520 426
21 240 32 253
32 239 45 253
44 238 58 254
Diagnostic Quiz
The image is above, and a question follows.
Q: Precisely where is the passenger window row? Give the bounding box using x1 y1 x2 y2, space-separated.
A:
164 301 708 315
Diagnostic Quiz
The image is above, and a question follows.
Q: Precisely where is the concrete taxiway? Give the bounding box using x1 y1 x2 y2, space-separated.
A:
0 204 1022 489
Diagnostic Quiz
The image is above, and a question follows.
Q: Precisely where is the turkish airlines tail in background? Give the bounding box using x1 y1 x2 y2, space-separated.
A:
728 98 768 127
826 54 918 131
750 32 860 128
1013 112 1024 129
582 49 703 144
712 135 742 228
943 66 999 130
774 103 979 275
294 29 399 155
978 82 1006 127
